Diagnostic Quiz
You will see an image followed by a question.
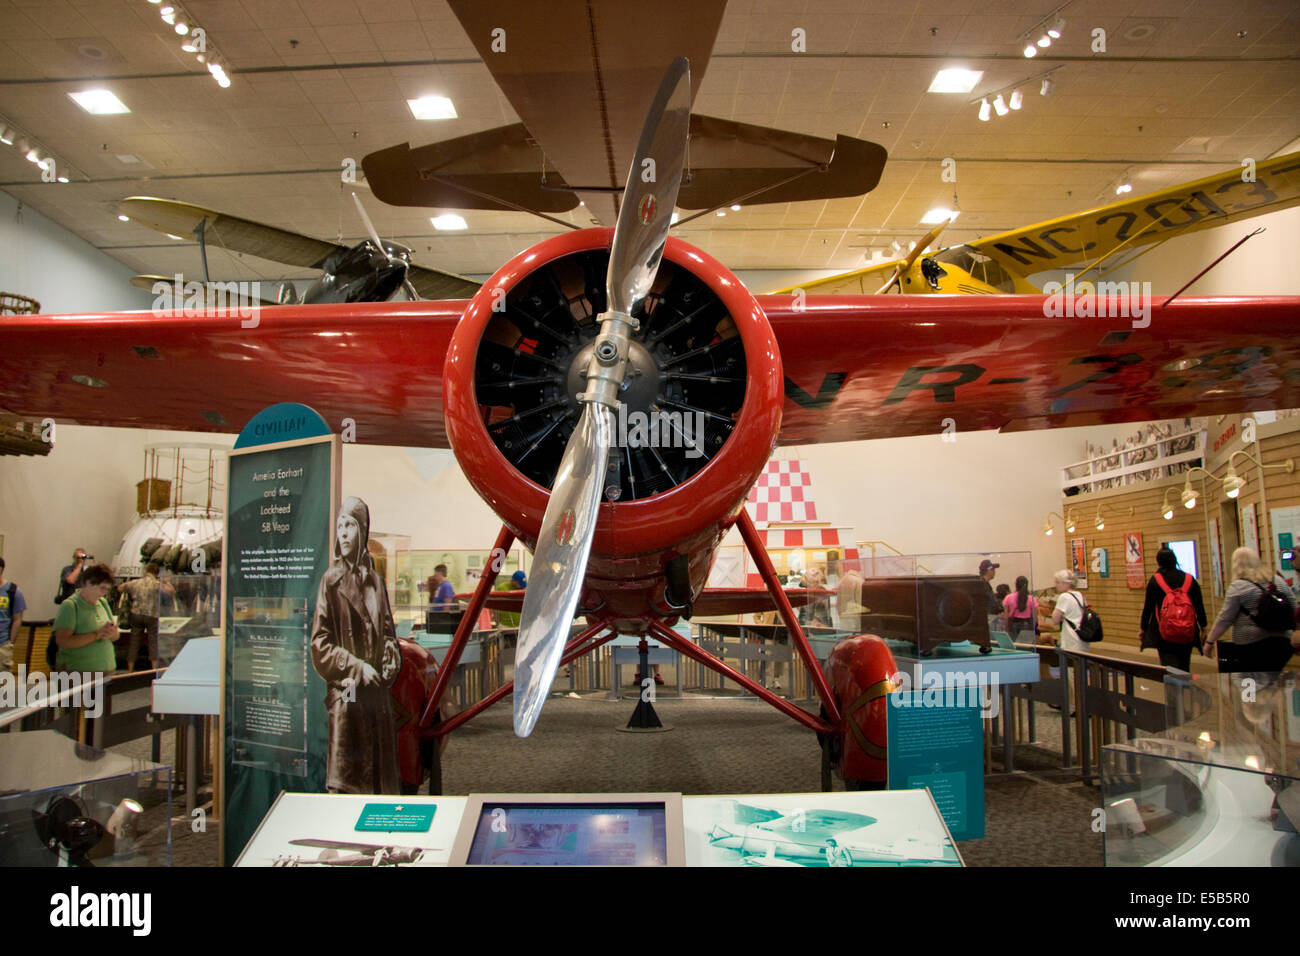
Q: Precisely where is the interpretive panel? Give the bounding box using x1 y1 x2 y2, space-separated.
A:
887 689 985 840
223 415 339 865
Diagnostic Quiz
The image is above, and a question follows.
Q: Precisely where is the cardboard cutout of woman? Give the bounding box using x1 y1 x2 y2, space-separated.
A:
311 496 402 794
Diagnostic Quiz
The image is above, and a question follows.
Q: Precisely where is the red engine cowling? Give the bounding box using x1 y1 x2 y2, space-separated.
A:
444 228 782 631
826 635 898 786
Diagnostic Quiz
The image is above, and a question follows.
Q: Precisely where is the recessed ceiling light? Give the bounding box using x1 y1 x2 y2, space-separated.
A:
716 210 726 217
166 233 185 240
1023 44 1037 57
118 214 130 222
407 96 457 120
928 68 983 93
430 214 467 230
920 207 959 224
730 204 741 211
69 89 130 115
1115 183 1132 195
175 21 189 35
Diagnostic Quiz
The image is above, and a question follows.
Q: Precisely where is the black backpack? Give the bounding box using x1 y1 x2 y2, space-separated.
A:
1247 580 1293 633
1065 592 1104 643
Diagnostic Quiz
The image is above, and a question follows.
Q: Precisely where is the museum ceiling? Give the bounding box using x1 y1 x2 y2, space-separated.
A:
0 0 1297 287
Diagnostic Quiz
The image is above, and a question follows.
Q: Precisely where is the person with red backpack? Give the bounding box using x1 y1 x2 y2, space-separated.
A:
1139 547 1208 671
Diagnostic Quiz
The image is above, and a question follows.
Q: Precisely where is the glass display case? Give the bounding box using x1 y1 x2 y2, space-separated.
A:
1102 672 1300 866
0 730 172 866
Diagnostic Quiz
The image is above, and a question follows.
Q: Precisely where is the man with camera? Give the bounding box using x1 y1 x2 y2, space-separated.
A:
55 548 91 605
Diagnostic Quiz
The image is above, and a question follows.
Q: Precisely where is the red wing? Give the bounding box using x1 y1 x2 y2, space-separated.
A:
0 301 466 447
764 294 1300 444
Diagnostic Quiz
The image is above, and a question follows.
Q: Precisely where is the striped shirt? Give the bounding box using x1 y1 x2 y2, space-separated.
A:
1212 574 1297 645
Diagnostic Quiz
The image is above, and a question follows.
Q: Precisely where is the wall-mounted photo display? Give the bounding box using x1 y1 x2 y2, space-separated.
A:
1070 537 1088 589
1239 501 1260 555
1124 532 1144 589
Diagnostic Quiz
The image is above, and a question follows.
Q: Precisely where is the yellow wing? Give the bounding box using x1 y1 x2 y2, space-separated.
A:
970 152 1300 279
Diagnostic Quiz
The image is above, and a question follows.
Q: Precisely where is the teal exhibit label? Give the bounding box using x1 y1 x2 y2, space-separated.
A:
223 418 338 864
356 803 437 832
887 688 985 840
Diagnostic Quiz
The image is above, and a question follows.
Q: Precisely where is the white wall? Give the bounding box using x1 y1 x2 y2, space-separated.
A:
0 190 152 314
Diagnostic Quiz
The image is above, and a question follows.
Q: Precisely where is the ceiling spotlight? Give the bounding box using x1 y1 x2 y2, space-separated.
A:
1037 35 1052 48
716 210 726 217
166 233 185 241
1181 479 1197 509
0 126 14 145
730 204 741 211
25 148 40 164
978 98 991 122
1023 43 1038 58
175 21 189 35
118 214 130 222
1041 77 1054 96
1009 89 1023 110
1051 17 1065 37
1223 468 1245 499
161 10 175 25
431 214 467 230
215 73 231 88
57 176 69 183
993 94 1009 116
1115 183 1132 195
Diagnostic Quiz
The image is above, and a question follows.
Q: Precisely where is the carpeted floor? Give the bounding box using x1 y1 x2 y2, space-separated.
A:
119 689 1104 867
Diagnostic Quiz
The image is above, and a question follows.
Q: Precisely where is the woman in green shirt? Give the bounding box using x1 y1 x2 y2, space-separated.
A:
52 563 119 673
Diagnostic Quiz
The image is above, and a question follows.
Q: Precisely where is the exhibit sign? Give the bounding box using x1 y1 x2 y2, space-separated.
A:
886 688 984 840
222 403 339 864
1208 518 1224 596
1270 506 1300 586
1240 501 1260 555
1070 537 1088 589
1124 532 1144 588
1091 547 1109 579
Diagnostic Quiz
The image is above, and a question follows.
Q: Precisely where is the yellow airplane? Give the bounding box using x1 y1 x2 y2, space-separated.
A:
774 152 1300 296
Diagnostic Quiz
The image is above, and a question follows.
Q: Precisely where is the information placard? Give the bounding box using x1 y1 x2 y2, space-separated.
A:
887 689 985 841
222 413 339 864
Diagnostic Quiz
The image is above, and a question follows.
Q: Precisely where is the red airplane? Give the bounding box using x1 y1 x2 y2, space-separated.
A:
6 1 1300 790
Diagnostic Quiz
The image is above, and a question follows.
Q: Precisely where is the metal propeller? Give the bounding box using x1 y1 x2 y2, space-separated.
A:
351 191 420 300
511 58 692 738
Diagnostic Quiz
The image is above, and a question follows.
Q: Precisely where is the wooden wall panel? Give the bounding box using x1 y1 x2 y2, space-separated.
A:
1058 422 1300 649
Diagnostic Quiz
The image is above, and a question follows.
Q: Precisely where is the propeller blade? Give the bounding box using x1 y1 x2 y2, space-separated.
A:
873 220 951 294
607 58 691 315
510 402 611 737
512 58 692 737
351 191 387 254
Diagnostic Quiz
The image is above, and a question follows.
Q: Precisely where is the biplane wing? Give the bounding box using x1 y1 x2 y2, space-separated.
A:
774 152 1300 296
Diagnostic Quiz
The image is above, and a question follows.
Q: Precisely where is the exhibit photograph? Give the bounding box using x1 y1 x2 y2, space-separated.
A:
0 0 1298 924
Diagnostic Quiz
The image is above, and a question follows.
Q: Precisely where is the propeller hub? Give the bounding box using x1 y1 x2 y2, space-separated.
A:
565 336 659 416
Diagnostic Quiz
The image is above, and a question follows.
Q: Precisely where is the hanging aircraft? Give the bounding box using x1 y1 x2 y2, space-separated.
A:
119 193 481 304
5 0 1300 791
771 152 1300 296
